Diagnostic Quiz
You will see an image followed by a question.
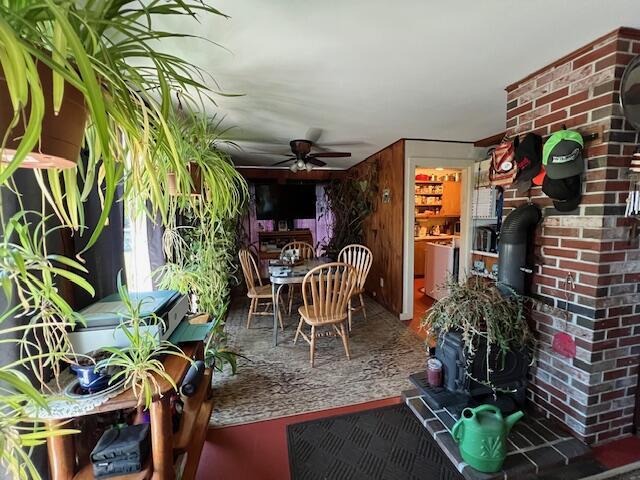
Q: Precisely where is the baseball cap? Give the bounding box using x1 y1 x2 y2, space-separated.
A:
543 130 584 179
542 174 582 212
532 165 546 186
514 133 542 183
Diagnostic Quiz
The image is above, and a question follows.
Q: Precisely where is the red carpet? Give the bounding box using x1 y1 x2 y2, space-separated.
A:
593 435 640 469
196 397 401 480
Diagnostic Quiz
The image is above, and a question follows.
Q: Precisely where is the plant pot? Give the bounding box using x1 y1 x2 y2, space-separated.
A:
0 59 87 169
167 162 202 196
70 349 111 392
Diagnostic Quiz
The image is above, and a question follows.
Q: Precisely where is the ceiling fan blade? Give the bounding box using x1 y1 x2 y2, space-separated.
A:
311 152 352 158
305 128 323 144
271 158 295 166
306 157 327 167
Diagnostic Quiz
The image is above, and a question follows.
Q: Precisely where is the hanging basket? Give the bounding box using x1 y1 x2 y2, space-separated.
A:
0 59 87 169
167 162 202 196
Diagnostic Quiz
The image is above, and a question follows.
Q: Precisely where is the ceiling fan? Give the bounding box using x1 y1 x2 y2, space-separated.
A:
270 139 352 172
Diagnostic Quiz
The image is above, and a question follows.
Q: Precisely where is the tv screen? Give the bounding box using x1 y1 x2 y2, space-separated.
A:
255 183 316 220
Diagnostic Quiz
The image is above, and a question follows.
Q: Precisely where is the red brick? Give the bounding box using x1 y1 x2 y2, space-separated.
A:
535 109 568 128
550 91 589 112
620 336 640 347
606 327 632 339
558 260 608 274
535 87 570 107
603 368 629 381
570 94 614 116
573 40 619 68
542 247 579 259
506 101 533 119
561 239 609 252
544 227 580 237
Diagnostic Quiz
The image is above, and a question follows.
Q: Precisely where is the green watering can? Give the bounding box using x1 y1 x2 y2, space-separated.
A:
451 404 524 473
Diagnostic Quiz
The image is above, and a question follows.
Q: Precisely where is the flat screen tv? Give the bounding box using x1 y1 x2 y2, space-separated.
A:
255 183 316 220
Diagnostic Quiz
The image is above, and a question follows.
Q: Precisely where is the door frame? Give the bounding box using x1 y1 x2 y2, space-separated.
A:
400 141 485 320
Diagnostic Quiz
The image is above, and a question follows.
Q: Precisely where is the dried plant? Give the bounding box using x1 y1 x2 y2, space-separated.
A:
422 276 535 392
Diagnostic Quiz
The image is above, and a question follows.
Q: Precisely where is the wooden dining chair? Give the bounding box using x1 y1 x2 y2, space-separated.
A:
238 249 283 330
294 263 357 367
280 241 316 314
280 241 316 260
338 244 373 330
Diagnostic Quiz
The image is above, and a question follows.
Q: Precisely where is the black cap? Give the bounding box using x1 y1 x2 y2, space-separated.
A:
514 133 543 183
542 174 581 212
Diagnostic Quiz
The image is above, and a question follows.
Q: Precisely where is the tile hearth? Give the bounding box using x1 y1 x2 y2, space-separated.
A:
403 385 593 480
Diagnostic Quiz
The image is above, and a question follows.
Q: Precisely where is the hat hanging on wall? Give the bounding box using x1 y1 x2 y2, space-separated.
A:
542 174 582 212
532 165 546 186
543 130 584 179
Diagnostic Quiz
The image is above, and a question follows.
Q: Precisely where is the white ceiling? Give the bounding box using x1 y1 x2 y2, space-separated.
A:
159 0 640 169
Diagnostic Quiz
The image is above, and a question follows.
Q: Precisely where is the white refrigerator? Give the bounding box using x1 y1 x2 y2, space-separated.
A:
423 241 458 300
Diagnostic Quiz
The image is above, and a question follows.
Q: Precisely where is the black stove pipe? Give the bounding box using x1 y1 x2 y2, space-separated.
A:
498 203 542 295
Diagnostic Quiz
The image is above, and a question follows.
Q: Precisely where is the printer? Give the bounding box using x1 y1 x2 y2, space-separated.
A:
68 290 189 355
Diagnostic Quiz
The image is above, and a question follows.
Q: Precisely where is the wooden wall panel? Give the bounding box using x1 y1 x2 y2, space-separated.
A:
348 140 404 315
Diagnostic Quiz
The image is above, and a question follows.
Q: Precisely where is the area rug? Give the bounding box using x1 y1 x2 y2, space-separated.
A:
210 297 427 427
286 403 462 480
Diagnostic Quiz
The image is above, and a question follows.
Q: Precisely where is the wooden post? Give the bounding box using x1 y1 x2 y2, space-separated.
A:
46 421 75 480
150 396 174 480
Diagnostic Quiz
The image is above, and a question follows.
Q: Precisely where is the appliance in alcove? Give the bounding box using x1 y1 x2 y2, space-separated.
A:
423 240 459 300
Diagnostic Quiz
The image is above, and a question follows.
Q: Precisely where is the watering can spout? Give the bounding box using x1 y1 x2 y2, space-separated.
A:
506 411 524 433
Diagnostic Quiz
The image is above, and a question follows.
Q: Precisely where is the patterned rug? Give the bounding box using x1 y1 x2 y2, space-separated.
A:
210 297 428 427
287 404 462 480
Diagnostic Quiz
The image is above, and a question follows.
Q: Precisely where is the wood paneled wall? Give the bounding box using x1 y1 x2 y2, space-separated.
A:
348 140 404 315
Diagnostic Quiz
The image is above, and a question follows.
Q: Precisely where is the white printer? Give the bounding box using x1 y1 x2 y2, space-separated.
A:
68 290 189 354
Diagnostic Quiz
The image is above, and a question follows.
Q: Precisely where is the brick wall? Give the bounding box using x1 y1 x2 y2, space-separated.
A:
503 27 640 444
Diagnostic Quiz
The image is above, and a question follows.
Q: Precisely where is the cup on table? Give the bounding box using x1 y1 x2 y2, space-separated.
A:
426 358 443 388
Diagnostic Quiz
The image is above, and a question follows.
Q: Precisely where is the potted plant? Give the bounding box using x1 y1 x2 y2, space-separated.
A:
421 276 535 393
0 1 226 250
96 277 191 409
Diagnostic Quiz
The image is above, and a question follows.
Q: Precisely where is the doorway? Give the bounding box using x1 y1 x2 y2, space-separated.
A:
400 140 485 324
408 167 463 337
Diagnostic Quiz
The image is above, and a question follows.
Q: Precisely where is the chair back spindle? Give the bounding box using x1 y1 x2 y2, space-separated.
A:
280 241 316 260
239 249 262 291
302 263 356 323
338 244 373 291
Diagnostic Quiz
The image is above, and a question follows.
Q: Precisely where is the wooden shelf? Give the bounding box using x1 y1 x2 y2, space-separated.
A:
471 270 497 280
472 250 499 258
173 368 213 452
73 457 152 480
415 193 442 196
180 397 215 480
415 180 443 185
416 205 442 207
415 214 460 219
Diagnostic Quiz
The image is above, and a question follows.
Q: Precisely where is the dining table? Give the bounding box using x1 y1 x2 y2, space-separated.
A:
268 258 329 346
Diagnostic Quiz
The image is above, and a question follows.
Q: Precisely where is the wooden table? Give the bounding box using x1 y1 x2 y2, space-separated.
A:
47 341 212 480
269 258 328 346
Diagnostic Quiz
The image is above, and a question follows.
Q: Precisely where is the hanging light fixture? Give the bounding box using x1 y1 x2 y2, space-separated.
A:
290 163 298 172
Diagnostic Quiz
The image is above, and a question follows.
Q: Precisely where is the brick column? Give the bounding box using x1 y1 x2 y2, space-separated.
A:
503 27 640 444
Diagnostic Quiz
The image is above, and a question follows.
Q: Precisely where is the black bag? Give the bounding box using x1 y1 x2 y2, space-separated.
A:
93 458 143 479
91 424 150 462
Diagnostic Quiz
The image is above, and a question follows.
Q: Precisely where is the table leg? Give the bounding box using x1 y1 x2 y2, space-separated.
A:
150 396 174 480
46 421 75 480
272 282 279 346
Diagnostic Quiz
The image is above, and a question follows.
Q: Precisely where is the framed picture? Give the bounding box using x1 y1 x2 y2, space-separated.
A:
277 220 288 231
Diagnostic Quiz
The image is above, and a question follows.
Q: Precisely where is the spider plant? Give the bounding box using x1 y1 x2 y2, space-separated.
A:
96 276 190 409
0 210 94 386
0 0 227 250
203 326 246 375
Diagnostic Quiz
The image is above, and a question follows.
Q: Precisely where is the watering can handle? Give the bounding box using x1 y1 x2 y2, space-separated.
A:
473 404 503 418
451 421 463 443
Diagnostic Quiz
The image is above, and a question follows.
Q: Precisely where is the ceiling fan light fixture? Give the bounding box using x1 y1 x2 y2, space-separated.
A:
305 163 313 172
296 159 306 170
290 163 298 172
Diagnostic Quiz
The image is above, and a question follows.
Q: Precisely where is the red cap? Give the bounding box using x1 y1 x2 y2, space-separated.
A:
532 165 546 186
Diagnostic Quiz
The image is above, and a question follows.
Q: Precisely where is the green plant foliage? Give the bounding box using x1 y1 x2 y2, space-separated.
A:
422 277 535 393
322 165 378 257
0 0 227 250
96 276 190 410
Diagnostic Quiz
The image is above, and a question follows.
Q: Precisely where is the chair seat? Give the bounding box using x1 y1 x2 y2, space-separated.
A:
298 305 348 325
248 284 273 298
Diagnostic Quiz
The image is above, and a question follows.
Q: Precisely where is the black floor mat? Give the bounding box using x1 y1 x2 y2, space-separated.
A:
287 403 463 480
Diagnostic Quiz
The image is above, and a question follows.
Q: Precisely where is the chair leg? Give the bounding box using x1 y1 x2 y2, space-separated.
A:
294 317 304 344
348 297 353 332
288 285 294 316
360 293 367 322
340 322 351 360
278 303 284 331
310 326 316 367
246 298 256 328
